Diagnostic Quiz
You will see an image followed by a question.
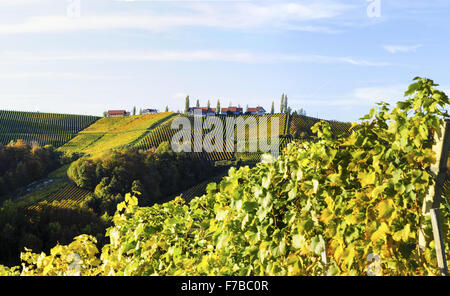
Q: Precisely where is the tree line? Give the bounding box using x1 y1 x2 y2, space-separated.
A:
68 142 224 208
0 140 62 201
0 142 226 267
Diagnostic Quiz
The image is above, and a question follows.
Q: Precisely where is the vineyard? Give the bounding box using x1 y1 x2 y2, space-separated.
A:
0 110 100 148
135 113 290 161
133 112 353 163
58 112 174 155
2 77 448 276
168 173 228 203
0 108 352 164
289 113 352 139
27 184 91 213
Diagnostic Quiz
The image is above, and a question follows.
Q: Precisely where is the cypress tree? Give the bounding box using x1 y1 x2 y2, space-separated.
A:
284 95 288 114
280 94 285 113
196 99 200 108
271 101 274 114
184 96 190 114
216 100 221 114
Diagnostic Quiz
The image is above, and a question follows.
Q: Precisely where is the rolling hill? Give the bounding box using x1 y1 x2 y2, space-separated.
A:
0 110 100 148
57 112 174 155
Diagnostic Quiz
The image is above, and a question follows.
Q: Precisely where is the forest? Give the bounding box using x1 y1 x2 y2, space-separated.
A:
0 140 62 200
0 142 226 266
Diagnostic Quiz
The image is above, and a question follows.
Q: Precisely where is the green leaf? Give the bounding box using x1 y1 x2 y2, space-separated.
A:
404 82 420 96
243 202 258 212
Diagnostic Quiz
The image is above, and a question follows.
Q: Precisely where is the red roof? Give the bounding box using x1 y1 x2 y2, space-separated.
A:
190 107 216 113
247 106 264 112
108 110 126 114
222 107 243 113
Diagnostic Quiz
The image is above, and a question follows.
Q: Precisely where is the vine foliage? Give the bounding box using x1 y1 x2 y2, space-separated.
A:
1 77 449 276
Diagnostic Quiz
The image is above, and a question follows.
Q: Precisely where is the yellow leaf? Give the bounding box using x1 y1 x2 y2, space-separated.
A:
334 244 344 263
342 246 356 268
319 208 334 224
292 234 306 249
344 212 359 225
375 199 396 221
370 184 387 199
392 224 411 242
371 222 389 244
358 170 376 187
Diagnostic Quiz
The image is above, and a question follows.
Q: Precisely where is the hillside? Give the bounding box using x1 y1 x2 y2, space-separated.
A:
0 110 100 148
135 113 290 161
2 77 447 276
289 113 352 139
58 112 174 155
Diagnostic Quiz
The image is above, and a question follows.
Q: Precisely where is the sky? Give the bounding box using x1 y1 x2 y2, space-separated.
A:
0 0 449 121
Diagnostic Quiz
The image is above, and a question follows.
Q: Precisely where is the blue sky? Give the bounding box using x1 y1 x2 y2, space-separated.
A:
0 0 449 121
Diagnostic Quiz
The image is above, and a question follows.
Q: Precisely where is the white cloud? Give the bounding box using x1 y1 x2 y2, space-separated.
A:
0 2 353 34
383 44 423 54
293 84 406 108
351 85 405 106
0 50 390 66
0 72 124 80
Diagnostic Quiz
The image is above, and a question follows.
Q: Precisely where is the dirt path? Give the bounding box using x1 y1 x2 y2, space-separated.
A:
12 177 66 202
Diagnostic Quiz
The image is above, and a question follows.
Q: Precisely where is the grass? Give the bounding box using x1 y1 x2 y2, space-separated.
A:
47 164 71 179
58 113 173 155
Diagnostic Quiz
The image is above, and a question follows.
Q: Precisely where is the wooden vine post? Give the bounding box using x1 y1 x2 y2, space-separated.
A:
419 118 449 276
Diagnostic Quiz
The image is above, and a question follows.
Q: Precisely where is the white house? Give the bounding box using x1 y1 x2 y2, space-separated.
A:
247 106 266 115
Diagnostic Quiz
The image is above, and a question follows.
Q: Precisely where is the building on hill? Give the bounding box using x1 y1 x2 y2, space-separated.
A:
187 107 216 116
107 110 129 117
247 106 266 115
142 109 158 115
221 106 243 115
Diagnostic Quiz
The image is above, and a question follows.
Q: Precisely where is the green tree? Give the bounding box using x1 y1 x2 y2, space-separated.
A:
271 101 274 114
196 99 200 108
103 111 108 118
184 96 190 114
165 106 169 112
216 100 221 114
284 95 288 114
280 94 285 113
132 106 136 116
207 100 210 109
